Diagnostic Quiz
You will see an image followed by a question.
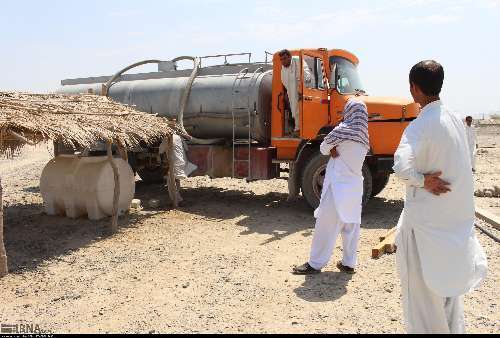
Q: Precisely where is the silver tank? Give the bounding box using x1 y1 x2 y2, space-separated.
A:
58 63 274 143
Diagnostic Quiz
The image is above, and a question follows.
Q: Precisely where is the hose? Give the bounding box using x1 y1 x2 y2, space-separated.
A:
171 56 198 135
101 59 161 97
475 223 500 243
172 56 224 145
102 57 223 145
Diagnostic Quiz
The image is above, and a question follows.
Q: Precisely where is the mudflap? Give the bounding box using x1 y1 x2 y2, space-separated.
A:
287 162 300 201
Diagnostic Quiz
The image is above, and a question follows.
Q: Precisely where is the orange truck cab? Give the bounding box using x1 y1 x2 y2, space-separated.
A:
270 48 419 208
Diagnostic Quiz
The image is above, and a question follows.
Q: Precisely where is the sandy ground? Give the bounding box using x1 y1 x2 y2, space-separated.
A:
474 124 500 218
0 127 498 334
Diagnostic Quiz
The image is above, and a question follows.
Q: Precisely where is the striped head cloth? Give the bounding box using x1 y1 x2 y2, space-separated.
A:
324 98 370 149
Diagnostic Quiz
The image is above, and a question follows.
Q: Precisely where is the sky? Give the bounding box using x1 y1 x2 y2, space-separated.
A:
1 0 499 117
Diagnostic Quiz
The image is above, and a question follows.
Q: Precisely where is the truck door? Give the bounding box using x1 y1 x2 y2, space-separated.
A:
299 50 330 139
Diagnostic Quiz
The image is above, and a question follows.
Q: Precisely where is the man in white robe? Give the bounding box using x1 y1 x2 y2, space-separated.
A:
279 49 312 134
293 98 369 275
465 115 478 172
159 134 197 203
393 60 487 334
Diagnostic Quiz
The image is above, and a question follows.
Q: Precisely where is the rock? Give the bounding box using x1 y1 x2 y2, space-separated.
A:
384 282 394 293
148 199 160 208
475 190 485 197
484 190 494 198
494 186 500 197
130 199 142 210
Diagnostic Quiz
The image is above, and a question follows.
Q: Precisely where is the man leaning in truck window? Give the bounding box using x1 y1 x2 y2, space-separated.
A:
393 60 487 334
293 98 370 275
279 49 312 136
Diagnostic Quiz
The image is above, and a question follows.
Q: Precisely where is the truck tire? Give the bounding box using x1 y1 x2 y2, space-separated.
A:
137 167 165 184
371 172 390 197
362 165 373 206
301 151 373 209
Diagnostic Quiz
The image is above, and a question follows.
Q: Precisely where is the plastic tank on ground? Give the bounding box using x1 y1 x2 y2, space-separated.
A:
40 156 135 220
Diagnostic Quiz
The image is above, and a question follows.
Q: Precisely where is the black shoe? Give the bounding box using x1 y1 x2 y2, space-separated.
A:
336 261 355 274
292 262 321 275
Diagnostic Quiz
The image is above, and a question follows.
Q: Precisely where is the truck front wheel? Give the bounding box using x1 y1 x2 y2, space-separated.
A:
371 172 390 197
300 152 373 209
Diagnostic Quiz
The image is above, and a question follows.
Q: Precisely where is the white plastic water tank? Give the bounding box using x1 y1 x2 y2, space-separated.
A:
40 156 136 220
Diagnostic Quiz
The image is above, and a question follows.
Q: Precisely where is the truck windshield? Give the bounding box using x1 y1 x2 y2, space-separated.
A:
329 56 365 95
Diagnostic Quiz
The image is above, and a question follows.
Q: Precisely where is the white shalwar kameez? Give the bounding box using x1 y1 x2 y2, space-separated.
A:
393 100 487 334
159 134 197 202
281 56 312 131
308 140 368 270
465 124 478 171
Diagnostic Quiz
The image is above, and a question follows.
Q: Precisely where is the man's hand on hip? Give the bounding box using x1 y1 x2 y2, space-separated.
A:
330 147 339 158
424 171 451 196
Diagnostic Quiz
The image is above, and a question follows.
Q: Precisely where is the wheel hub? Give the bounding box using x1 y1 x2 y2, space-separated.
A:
312 164 327 200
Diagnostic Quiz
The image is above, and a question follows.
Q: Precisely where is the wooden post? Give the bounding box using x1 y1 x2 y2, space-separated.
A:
379 226 398 242
0 178 8 277
117 142 128 162
100 84 108 97
166 134 179 208
107 141 120 233
372 228 397 259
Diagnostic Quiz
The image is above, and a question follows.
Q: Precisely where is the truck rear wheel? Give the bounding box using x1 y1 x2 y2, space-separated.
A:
137 166 165 184
371 172 390 197
301 151 373 209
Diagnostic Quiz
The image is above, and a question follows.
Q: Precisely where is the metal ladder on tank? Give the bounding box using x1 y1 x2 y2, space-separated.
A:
231 67 264 180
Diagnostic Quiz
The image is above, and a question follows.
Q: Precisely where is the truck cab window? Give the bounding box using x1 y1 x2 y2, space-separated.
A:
304 56 326 90
316 58 326 90
338 74 352 93
304 56 316 89
329 56 365 95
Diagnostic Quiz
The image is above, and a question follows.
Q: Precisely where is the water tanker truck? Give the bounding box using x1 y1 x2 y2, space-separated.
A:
57 48 420 209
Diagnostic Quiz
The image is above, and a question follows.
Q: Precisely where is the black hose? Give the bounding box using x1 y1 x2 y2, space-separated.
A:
101 59 162 97
101 57 222 145
475 223 500 243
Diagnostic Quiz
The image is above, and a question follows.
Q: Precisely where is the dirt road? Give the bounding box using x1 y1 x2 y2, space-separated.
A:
0 131 498 334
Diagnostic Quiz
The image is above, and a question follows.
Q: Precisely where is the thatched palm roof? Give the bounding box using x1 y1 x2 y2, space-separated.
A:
0 92 182 156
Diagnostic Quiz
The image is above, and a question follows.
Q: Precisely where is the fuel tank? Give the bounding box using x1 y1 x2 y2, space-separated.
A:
58 63 273 144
